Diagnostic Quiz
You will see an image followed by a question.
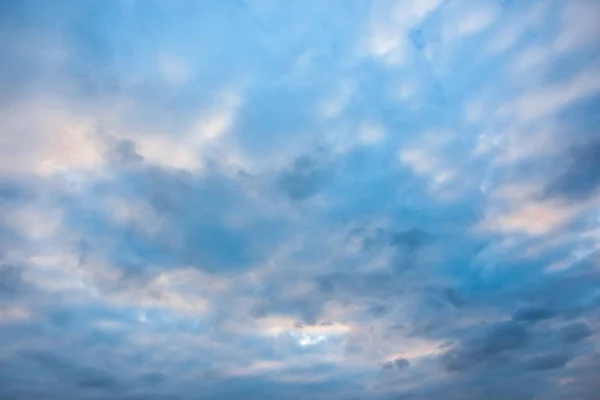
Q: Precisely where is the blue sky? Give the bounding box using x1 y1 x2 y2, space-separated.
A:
0 0 599 399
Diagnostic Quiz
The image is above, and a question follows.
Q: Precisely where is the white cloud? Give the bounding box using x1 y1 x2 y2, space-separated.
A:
137 89 243 170
493 125 561 165
251 316 353 344
554 0 600 53
4 203 64 240
478 183 600 236
453 6 497 37
365 0 442 65
546 225 600 272
320 82 355 119
159 54 191 86
464 100 484 123
399 146 439 176
0 100 103 176
398 131 461 195
485 1 550 54
393 0 442 27
510 46 552 76
0 305 30 324
480 199 586 235
384 338 445 361
397 80 419 100
487 23 524 54
440 1 499 42
510 66 600 122
358 123 385 145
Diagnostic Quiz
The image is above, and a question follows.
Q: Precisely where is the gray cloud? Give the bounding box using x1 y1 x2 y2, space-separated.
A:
389 228 433 252
560 321 592 344
394 357 410 369
0 263 23 296
525 353 570 371
277 151 333 201
512 306 557 323
1 0 599 399
545 140 600 200
383 357 410 370
440 322 530 372
98 132 144 165
18 349 121 392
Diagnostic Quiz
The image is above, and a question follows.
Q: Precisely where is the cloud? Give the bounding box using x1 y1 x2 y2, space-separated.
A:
545 140 600 200
524 353 570 371
440 322 530 372
1 0 600 399
277 151 333 201
0 263 23 296
560 321 592 344
554 0 600 53
365 0 442 65
444 3 499 39
485 1 550 54
511 66 600 122
512 306 557 323
18 349 122 392
394 357 410 369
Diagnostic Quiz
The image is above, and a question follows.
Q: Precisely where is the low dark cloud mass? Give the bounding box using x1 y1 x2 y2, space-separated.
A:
560 321 593 343
440 322 530 372
383 357 410 370
512 306 557 323
525 353 570 371
394 357 410 369
1 0 599 399
277 152 333 201
18 349 122 392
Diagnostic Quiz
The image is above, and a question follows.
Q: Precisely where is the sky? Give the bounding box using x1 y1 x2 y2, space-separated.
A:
0 0 599 399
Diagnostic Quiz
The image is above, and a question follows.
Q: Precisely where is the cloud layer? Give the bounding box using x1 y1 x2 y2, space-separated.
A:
1 0 599 399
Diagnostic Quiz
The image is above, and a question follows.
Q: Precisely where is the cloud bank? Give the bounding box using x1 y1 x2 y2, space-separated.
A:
0 0 599 399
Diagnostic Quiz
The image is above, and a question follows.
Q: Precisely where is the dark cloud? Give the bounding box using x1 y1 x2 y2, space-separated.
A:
442 288 464 309
525 353 570 371
545 140 600 200
512 306 557 323
19 350 121 392
0 264 23 296
0 179 32 203
560 321 592 344
368 304 390 316
390 228 433 252
94 127 144 165
107 139 144 165
140 372 166 386
314 271 404 299
440 322 530 372
394 357 410 369
277 152 333 201
59 160 288 275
